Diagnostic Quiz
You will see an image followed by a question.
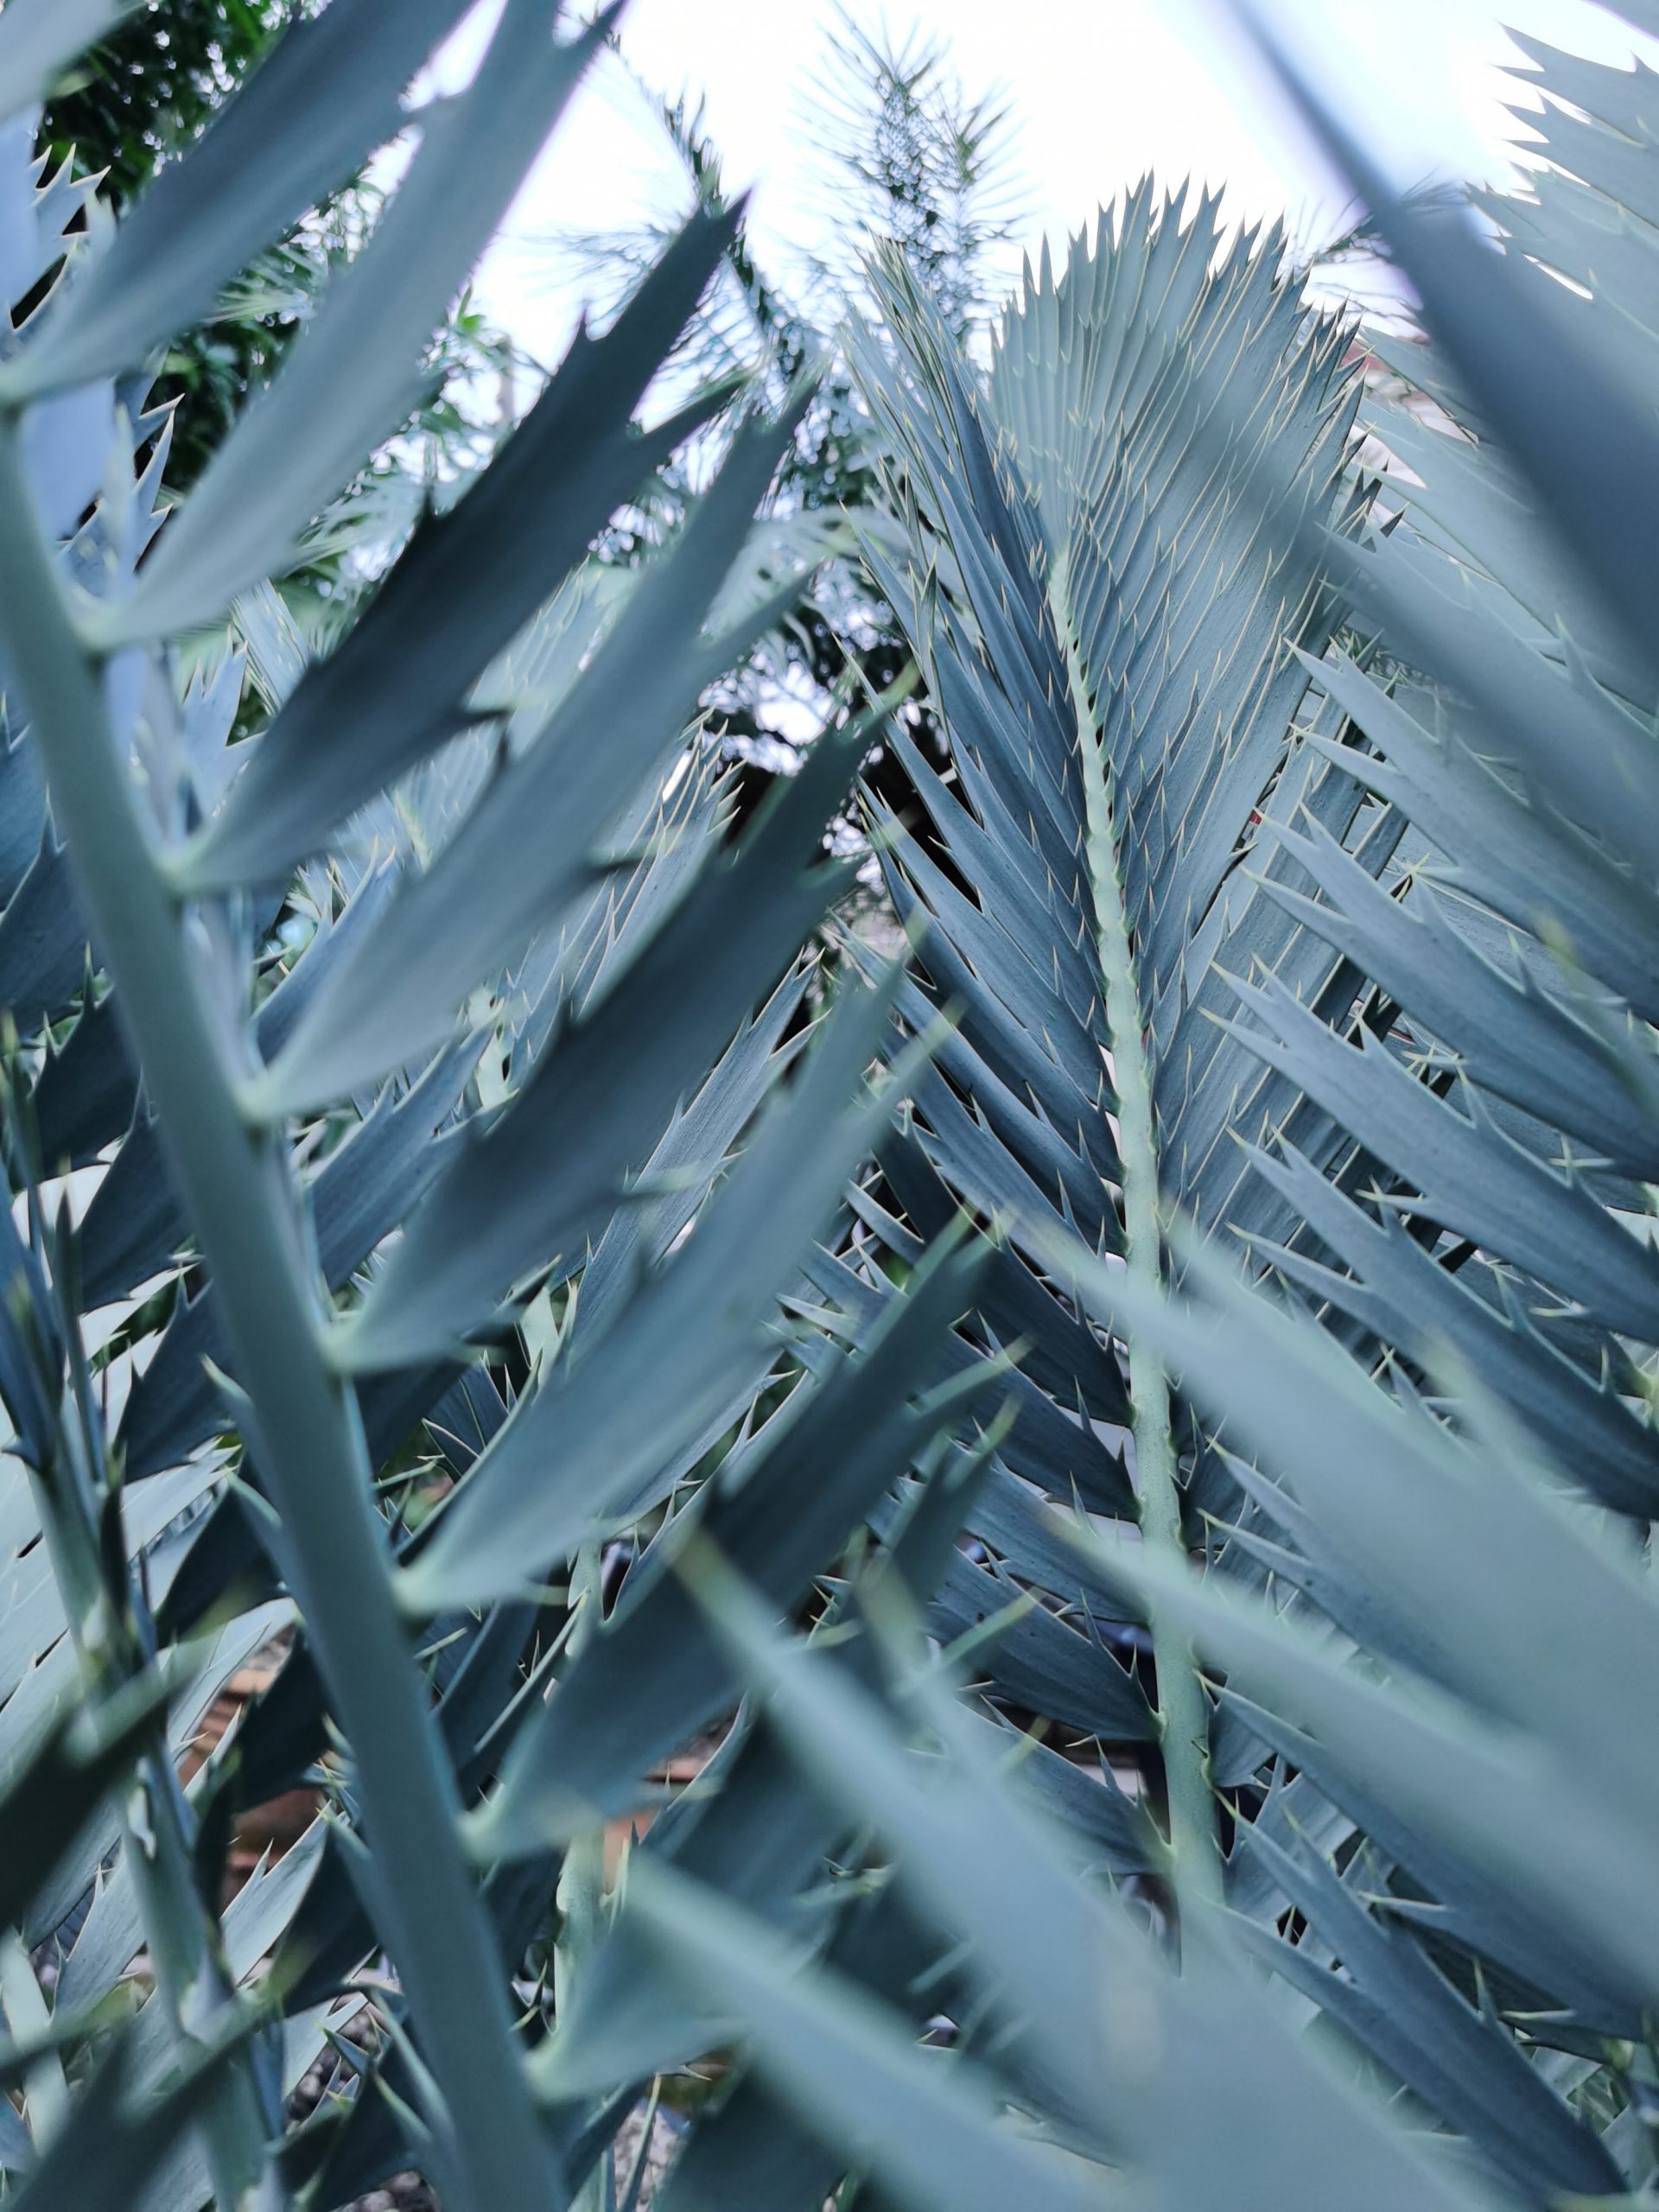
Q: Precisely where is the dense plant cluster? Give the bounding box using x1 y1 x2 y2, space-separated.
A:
0 3 1656 2209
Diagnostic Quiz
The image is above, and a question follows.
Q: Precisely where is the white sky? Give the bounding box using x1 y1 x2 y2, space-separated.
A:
442 0 1657 365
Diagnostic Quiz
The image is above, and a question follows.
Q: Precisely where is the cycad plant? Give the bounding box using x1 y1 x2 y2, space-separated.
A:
0 3 987 2207
581 11 1659 2209
844 190 1363 1892
4 2 1659 2209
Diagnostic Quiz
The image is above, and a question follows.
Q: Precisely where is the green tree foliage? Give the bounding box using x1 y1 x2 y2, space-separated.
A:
43 1 296 207
39 2 339 486
555 11 1025 829
803 9 1024 340
38 0 518 563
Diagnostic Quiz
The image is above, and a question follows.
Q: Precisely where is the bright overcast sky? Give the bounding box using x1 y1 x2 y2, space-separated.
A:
442 0 1656 365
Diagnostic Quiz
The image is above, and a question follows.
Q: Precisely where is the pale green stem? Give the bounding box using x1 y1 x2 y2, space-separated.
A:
1051 558 1222 1916
0 418 556 2212
499 1150 607 2209
554 1539 607 2212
